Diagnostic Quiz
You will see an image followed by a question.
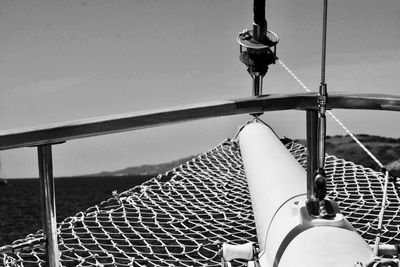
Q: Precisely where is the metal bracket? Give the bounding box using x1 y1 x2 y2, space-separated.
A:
237 29 278 96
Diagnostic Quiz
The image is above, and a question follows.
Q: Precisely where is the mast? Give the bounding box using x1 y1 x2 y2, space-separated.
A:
237 0 278 98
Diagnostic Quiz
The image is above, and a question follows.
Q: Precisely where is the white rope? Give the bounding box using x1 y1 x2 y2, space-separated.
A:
326 111 383 169
278 59 311 93
373 170 390 256
277 59 384 169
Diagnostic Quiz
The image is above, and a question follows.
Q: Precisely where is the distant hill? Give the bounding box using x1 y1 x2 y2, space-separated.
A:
297 134 400 177
88 156 197 177
89 134 400 178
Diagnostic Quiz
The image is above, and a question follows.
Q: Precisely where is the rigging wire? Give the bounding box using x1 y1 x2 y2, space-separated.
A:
277 59 385 169
317 0 328 173
278 0 391 253
320 0 328 84
278 57 391 259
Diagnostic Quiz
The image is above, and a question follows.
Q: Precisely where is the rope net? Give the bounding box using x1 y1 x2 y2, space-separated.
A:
1 139 400 266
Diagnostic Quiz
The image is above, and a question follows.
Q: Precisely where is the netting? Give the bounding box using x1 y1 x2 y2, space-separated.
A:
1 139 400 266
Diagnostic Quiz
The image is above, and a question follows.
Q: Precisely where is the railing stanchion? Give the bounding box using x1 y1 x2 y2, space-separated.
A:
306 110 318 200
38 144 59 267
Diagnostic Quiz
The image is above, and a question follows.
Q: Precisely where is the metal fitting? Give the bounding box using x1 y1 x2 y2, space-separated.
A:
318 83 328 114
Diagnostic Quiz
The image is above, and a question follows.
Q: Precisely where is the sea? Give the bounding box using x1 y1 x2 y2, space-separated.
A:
0 175 152 246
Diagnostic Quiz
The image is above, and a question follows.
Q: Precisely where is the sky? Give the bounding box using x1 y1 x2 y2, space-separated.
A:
0 0 399 178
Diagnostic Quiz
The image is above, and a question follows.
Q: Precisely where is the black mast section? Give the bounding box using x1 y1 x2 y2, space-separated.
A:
253 0 267 42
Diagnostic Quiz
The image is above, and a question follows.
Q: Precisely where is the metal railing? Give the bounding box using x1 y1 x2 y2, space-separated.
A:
1 92 400 267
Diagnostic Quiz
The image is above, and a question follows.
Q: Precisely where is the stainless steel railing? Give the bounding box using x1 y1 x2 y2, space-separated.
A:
1 92 399 267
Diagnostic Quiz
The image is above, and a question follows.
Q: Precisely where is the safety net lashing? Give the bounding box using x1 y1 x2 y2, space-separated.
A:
1 139 400 266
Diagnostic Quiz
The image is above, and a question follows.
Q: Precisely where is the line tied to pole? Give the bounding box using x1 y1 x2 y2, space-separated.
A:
277 59 385 170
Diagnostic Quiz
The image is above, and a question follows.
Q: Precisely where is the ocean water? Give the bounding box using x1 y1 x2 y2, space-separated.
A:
0 175 152 246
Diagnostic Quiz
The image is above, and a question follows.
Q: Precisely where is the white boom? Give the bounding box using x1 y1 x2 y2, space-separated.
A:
239 122 372 267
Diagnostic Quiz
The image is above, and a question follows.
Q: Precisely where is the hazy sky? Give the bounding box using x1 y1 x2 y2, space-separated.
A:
0 0 399 178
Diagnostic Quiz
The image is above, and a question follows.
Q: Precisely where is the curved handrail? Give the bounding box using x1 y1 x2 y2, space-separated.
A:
0 92 399 150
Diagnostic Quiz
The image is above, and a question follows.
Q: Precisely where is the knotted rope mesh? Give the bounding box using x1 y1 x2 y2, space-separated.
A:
1 139 399 266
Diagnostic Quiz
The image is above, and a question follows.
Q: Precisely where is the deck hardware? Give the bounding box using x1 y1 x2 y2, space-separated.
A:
237 0 278 98
220 242 260 267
